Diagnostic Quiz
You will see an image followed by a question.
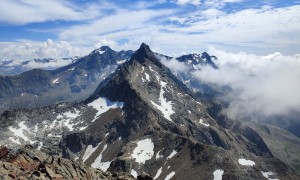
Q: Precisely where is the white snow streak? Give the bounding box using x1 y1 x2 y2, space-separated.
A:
155 150 163 159
82 142 102 162
167 150 177 159
164 171 175 180
52 78 59 84
154 167 162 179
151 81 175 121
91 144 111 172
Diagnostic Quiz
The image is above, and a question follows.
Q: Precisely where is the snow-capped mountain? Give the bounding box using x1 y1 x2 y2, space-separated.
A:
177 52 218 69
1 44 299 179
0 46 134 114
0 57 79 76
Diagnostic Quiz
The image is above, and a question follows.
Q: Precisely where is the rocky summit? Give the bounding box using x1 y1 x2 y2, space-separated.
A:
0 43 299 179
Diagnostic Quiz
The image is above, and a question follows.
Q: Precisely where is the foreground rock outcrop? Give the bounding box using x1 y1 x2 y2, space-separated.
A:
0 146 135 180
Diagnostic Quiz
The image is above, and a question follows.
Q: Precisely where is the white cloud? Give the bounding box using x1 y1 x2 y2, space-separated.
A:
204 0 244 8
0 39 90 60
57 9 174 50
163 5 300 55
192 48 300 119
0 0 101 25
160 57 190 73
174 0 201 6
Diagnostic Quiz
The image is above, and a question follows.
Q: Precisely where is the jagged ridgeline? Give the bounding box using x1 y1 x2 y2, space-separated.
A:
0 46 134 114
0 44 299 179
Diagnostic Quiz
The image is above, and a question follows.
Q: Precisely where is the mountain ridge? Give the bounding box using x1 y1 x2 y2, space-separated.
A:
0 43 299 179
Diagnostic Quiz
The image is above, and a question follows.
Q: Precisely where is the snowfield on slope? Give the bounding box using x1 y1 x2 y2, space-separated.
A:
82 141 102 162
131 138 154 164
91 144 111 171
88 97 124 122
238 158 255 166
151 81 175 121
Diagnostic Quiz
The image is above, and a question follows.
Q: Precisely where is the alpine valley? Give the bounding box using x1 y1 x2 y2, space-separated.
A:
0 44 299 180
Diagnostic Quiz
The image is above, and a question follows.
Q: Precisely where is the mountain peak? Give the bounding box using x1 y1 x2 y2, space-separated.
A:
90 46 114 55
129 43 154 64
99 46 112 52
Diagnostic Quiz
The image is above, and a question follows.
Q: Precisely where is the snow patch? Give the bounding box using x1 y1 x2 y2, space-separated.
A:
52 78 59 84
154 167 162 179
97 50 105 54
155 150 163 159
238 158 255 166
91 144 111 172
164 171 175 180
117 59 127 64
131 138 154 164
199 118 210 127
145 72 150 81
9 137 21 145
213 169 224 180
9 121 30 142
88 97 124 122
167 150 177 159
82 142 102 162
261 171 279 180
131 169 138 178
151 81 175 121
37 142 43 150
55 109 81 131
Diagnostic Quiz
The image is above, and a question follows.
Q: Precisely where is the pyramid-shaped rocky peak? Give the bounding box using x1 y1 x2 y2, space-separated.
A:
99 45 113 52
130 43 155 63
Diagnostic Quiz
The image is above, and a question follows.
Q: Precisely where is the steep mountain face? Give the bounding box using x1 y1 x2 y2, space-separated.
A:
0 44 299 179
0 46 133 114
0 57 78 76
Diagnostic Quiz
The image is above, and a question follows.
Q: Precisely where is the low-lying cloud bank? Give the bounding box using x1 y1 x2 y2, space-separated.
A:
0 39 90 60
163 48 300 122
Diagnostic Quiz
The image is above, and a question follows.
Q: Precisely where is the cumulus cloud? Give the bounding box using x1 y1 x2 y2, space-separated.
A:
0 39 90 60
161 48 300 123
161 57 190 73
193 48 300 120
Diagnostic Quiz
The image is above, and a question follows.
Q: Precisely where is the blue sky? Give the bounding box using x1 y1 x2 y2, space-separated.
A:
0 0 299 59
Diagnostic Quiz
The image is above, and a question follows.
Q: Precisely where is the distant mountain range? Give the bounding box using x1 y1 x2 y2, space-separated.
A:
0 46 134 113
0 44 299 179
0 57 79 76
